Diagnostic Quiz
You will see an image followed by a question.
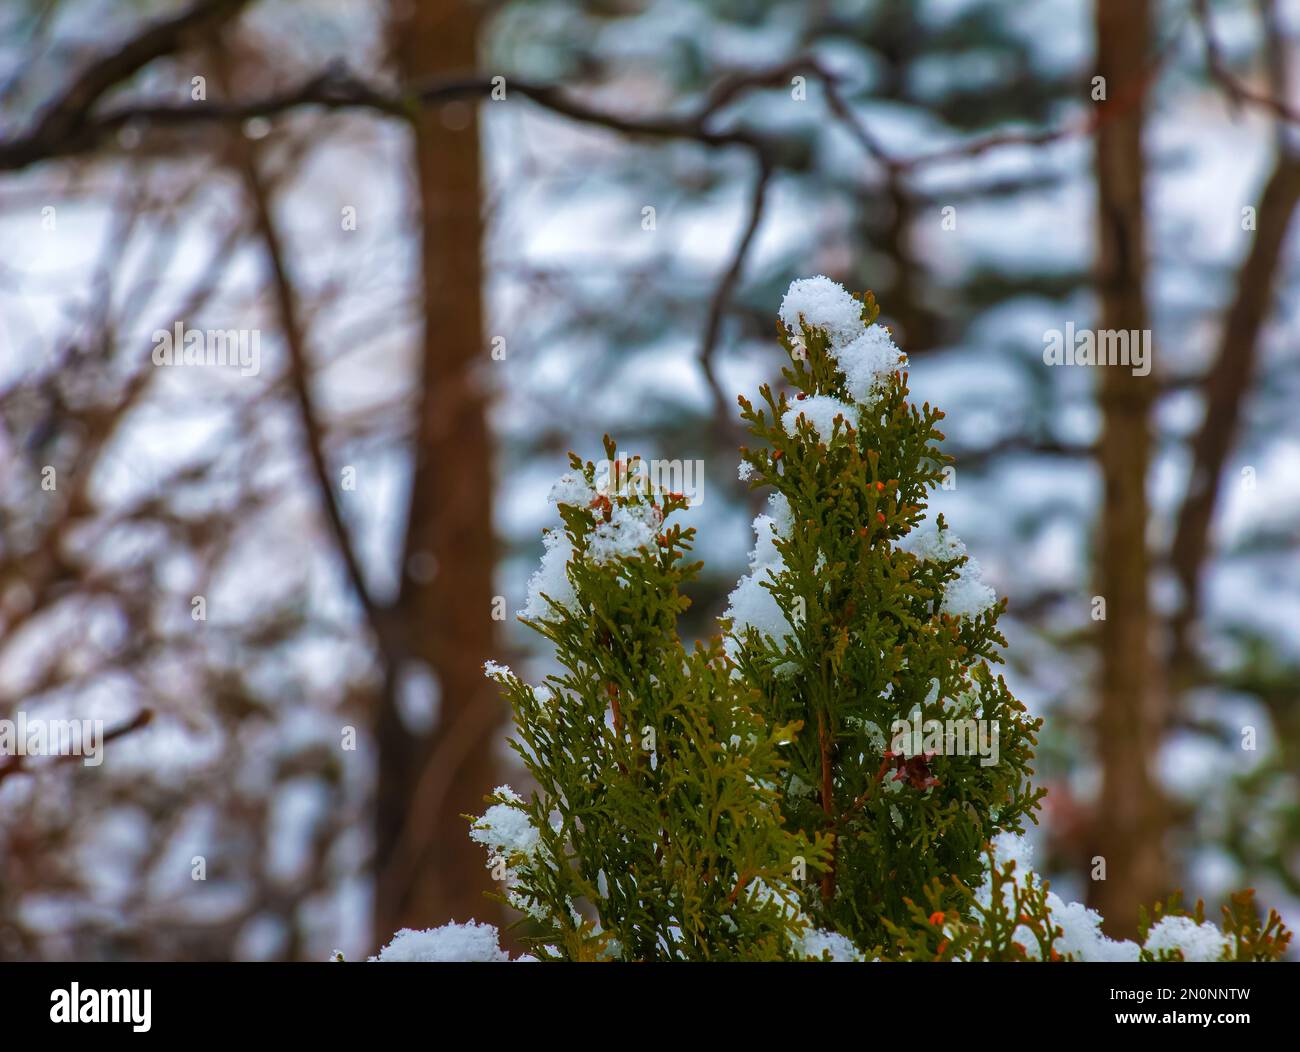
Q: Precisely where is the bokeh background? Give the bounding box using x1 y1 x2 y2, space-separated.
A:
0 0 1297 960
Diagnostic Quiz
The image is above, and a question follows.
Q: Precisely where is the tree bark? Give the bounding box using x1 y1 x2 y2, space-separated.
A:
373 0 503 943
1088 0 1167 936
1168 154 1300 676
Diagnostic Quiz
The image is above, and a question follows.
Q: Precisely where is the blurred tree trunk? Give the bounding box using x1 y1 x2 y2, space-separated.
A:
1088 0 1167 935
374 0 502 942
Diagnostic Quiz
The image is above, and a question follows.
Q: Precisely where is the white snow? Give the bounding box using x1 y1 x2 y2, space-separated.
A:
547 471 594 508
779 276 866 350
724 511 796 652
975 830 1037 913
748 512 783 568
469 789 541 861
782 395 858 442
1143 915 1232 962
778 277 905 405
723 566 791 653
483 660 513 682
1043 892 1141 962
370 920 511 962
520 527 578 619
587 501 661 565
977 834 1144 962
748 877 866 961
837 325 907 403
766 491 794 537
796 927 865 962
901 518 998 618
940 562 998 619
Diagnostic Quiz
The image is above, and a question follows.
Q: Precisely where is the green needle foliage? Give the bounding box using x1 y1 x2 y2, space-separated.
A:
418 277 1291 964
481 444 831 961
727 289 1043 950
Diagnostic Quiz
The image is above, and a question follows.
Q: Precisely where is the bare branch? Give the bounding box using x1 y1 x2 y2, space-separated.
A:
234 140 395 655
1167 153 1300 673
0 708 153 785
6 0 251 167
698 153 772 429
1194 0 1300 126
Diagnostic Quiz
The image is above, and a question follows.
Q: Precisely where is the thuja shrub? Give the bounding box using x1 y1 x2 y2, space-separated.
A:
369 277 1291 964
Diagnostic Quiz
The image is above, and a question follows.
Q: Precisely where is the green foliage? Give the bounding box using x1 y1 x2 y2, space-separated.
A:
484 438 829 961
1137 891 1293 963
879 848 1293 963
883 851 1063 962
728 304 1043 949
464 285 1291 963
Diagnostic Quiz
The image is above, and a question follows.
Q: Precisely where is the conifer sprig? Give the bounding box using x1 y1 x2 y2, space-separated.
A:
727 281 1042 947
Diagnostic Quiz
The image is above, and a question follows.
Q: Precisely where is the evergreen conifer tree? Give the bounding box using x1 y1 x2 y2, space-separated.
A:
725 276 1042 951
369 278 1290 964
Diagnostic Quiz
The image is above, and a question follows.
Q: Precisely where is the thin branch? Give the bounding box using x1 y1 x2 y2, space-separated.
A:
1 48 1174 179
1194 0 1300 126
0 67 787 172
1167 152 1300 674
818 708 836 903
0 708 153 784
698 153 772 427
234 140 395 654
1168 0 1300 676
7 0 250 166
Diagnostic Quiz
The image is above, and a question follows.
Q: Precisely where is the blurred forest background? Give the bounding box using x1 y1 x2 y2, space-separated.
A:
0 0 1297 960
